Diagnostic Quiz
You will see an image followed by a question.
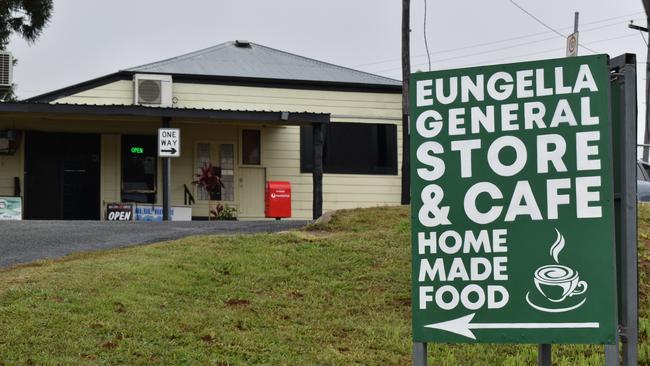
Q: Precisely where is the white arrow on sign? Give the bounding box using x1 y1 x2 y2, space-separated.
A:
424 313 599 340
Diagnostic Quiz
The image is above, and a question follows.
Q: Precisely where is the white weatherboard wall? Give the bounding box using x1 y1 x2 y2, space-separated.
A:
51 80 403 219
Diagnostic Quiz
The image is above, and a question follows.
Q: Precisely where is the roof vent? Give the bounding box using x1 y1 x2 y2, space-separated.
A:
235 40 251 48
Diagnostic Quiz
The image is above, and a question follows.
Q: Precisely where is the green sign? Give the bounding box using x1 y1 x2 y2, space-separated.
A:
410 55 616 344
131 146 144 154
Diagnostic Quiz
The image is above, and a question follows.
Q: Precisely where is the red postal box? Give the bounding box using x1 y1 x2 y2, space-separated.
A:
265 181 291 219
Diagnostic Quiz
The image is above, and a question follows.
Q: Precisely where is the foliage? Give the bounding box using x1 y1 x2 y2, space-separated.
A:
0 0 53 100
0 0 53 48
192 162 224 197
209 203 237 221
0 205 647 365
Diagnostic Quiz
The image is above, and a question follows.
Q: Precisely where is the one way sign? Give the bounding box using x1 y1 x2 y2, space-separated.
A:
158 128 181 158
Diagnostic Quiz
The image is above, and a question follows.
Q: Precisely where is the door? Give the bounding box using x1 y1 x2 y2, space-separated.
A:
24 132 100 220
238 167 265 218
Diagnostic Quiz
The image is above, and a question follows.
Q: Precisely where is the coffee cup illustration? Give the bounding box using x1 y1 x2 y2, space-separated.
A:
534 265 587 303
526 229 589 313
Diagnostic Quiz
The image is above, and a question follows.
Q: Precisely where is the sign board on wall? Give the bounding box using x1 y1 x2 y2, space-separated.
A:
409 55 616 344
106 203 134 221
0 197 21 220
134 204 192 221
158 128 180 157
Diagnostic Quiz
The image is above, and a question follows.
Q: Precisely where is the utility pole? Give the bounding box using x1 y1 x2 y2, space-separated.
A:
645 0 650 162
401 0 411 205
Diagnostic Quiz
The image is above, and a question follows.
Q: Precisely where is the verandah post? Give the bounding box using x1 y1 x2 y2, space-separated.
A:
312 122 324 220
162 117 171 221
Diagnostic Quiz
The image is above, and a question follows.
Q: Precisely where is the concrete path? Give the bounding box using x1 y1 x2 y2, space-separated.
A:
0 220 308 268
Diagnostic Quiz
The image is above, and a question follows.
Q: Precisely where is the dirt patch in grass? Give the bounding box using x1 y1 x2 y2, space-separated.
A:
224 298 250 307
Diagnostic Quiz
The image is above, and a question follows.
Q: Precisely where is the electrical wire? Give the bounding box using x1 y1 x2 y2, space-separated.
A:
508 0 599 54
352 12 644 69
450 33 637 69
641 31 649 46
423 0 431 71
509 0 566 38
377 33 637 76
373 30 637 74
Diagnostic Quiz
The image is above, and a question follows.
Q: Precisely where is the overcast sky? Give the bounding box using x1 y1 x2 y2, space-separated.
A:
7 0 649 140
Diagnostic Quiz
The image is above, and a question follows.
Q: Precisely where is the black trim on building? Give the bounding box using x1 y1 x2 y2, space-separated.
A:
26 71 401 103
0 102 330 125
25 72 132 103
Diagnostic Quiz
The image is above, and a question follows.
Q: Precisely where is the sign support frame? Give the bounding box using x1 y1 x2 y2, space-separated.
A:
538 344 551 366
412 342 426 366
609 53 639 366
410 54 639 365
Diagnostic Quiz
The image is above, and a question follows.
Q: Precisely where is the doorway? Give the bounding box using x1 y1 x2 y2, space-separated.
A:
24 131 101 220
238 167 265 218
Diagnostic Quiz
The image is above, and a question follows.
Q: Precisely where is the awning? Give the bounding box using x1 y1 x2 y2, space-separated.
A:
0 102 330 125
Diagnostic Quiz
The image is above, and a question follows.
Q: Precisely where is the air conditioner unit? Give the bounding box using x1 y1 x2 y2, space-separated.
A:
0 51 13 88
134 74 172 107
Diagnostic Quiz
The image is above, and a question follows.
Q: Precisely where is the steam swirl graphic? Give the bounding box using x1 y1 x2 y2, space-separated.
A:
549 228 565 263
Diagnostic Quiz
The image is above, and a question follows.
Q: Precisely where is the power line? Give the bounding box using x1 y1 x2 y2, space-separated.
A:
640 31 649 46
374 32 637 74
379 33 638 77
352 12 644 69
451 33 638 69
423 0 431 71
509 0 566 38
508 0 599 54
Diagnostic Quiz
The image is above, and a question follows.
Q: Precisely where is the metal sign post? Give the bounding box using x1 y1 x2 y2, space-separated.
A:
409 55 619 364
158 122 180 221
566 12 580 58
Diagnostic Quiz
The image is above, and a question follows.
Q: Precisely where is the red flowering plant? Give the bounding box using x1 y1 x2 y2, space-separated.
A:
192 162 224 200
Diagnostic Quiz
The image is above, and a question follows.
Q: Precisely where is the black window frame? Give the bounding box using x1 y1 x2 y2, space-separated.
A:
300 122 398 175
241 129 261 165
121 134 158 203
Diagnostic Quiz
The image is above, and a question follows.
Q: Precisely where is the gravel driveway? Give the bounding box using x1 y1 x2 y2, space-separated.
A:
0 220 308 268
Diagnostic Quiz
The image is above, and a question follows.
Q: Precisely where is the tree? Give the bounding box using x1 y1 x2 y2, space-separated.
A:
0 0 52 47
0 0 53 100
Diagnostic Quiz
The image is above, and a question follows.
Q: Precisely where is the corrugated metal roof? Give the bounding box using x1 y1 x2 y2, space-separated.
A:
124 41 401 87
36 101 327 115
0 101 330 125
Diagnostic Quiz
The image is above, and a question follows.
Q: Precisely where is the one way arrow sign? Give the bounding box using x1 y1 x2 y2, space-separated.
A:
158 128 181 158
160 147 177 155
424 313 600 340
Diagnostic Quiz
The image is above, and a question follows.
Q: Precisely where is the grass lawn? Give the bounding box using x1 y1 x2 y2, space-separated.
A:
0 206 648 365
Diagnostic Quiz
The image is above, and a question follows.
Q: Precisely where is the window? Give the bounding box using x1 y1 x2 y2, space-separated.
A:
242 129 261 165
300 123 397 175
195 143 212 201
219 144 235 201
195 142 235 201
122 135 157 203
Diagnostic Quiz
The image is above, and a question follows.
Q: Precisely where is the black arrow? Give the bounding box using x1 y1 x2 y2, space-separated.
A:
160 147 177 154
